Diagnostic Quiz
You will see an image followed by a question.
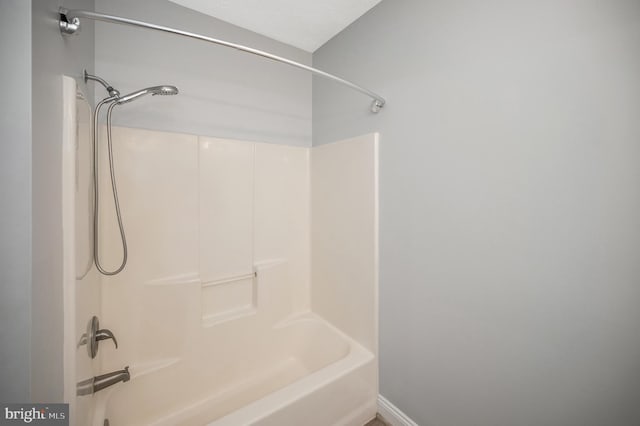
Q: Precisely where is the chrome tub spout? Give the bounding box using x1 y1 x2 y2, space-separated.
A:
77 366 130 395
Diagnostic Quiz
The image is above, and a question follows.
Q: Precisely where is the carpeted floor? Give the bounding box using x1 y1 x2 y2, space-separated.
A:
364 414 391 426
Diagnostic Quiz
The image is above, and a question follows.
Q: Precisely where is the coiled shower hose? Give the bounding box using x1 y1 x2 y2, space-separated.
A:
92 96 128 275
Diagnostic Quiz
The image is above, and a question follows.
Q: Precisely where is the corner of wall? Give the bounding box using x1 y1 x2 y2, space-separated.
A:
30 0 96 402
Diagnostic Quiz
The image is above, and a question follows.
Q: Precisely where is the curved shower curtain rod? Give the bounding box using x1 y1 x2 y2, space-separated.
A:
59 8 386 113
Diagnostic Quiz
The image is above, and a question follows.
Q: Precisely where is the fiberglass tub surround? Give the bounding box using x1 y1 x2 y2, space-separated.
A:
64 80 379 425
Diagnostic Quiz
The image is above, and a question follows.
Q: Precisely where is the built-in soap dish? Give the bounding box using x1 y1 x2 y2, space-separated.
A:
201 271 258 327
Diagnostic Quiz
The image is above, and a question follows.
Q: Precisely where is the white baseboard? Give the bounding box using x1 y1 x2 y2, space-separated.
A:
377 395 419 426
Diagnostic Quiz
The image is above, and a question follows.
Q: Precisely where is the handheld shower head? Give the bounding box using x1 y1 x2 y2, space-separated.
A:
116 85 179 104
90 80 178 276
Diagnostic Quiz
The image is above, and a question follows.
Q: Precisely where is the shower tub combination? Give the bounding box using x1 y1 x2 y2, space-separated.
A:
62 77 379 425
102 314 375 426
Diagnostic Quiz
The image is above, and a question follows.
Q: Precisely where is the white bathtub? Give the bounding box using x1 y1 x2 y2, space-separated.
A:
99 314 376 426
63 85 379 426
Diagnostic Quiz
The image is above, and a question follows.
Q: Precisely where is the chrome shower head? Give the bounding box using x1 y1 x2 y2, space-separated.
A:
116 85 179 104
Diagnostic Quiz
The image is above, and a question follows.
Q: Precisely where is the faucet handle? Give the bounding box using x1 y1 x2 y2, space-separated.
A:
79 316 120 358
96 328 118 349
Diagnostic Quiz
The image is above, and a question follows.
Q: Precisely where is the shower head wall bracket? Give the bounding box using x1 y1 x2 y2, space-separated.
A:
84 70 120 98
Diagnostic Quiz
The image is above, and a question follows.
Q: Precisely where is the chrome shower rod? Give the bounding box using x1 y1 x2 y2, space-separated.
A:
59 8 386 112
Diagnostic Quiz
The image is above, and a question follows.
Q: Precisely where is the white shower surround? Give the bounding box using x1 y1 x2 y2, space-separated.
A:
63 77 379 426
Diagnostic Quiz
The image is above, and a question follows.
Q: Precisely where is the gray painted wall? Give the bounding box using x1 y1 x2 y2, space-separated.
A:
31 0 95 402
313 1 640 425
0 0 32 403
94 0 312 147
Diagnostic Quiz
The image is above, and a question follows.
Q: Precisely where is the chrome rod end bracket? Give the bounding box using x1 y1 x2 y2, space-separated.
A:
59 11 80 35
371 99 385 113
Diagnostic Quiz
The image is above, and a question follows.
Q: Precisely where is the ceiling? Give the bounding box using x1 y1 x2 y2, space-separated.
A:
167 0 384 52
